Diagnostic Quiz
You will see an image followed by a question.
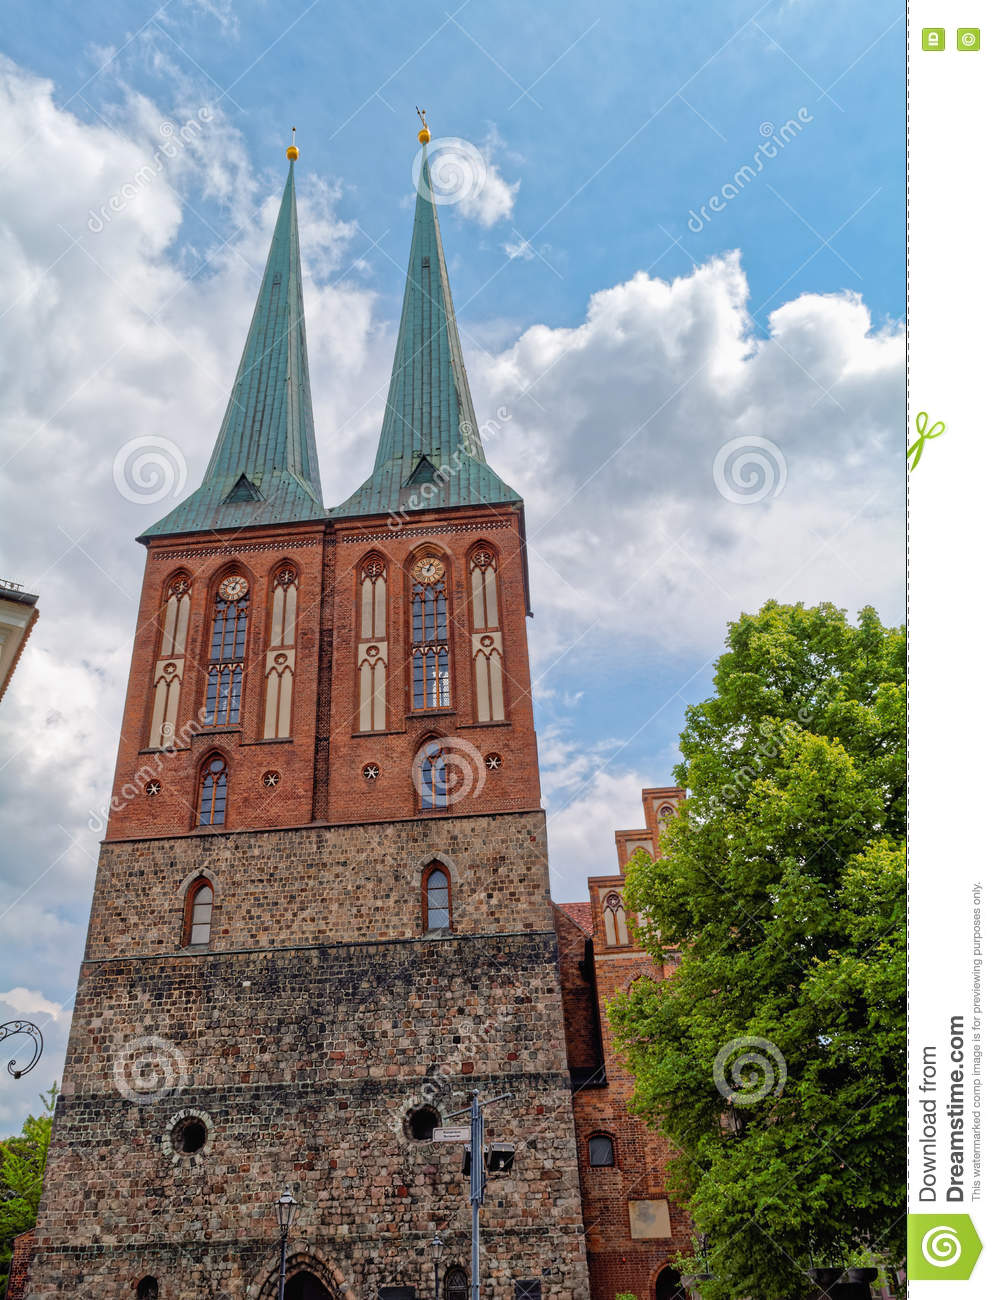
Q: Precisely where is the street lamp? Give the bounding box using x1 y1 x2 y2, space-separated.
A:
275 1186 298 1300
430 1233 444 1300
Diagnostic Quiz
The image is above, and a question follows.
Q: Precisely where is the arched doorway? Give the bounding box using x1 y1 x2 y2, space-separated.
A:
286 1271 337 1300
655 1266 685 1300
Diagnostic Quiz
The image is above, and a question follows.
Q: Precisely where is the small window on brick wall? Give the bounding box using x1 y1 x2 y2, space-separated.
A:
514 1283 541 1300
183 877 214 947
137 1280 159 1300
588 1133 615 1166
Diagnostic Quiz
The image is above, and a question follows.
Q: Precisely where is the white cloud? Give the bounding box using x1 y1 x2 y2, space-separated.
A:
468 257 904 666
0 986 69 1026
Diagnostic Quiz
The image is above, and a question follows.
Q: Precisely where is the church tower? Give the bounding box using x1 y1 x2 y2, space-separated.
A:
22 133 591 1300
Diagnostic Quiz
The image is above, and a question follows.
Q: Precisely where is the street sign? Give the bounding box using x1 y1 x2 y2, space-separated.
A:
433 1125 471 1142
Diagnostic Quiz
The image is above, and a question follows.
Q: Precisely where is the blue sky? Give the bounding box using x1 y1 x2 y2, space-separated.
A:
0 0 904 1127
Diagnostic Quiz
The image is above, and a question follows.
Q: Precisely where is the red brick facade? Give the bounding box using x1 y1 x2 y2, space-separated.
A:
556 787 694 1300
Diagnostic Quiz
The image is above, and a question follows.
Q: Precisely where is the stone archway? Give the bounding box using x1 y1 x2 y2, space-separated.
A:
249 1250 356 1300
285 1270 337 1300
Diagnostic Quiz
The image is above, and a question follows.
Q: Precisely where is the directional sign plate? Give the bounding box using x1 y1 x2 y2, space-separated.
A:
433 1125 471 1142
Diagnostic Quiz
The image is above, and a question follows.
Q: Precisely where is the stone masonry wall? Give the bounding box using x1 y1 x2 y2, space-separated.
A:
83 812 552 960
28 933 590 1300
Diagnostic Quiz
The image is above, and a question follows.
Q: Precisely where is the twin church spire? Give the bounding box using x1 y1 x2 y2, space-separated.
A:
145 125 517 539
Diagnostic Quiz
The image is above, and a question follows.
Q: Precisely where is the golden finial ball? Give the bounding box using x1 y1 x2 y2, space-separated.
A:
286 144 300 160
418 126 431 145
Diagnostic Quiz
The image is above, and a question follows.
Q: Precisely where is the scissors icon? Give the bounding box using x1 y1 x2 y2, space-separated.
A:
907 412 946 471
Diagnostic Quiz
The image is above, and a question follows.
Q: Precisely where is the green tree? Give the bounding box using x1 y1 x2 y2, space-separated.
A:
610 601 905 1300
0 1085 57 1299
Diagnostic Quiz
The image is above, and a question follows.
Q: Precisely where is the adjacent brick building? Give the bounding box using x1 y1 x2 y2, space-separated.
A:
18 131 691 1300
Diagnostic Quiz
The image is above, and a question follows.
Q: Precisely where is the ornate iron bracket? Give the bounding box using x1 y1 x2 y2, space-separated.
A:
1 1019 44 1078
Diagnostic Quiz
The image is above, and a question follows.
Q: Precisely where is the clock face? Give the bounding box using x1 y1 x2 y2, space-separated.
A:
413 557 444 585
218 575 249 602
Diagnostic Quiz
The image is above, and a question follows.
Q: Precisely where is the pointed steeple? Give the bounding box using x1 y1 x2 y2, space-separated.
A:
143 144 324 538
331 122 519 519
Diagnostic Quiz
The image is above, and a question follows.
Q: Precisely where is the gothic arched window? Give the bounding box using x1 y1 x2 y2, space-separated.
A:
602 891 629 947
149 572 191 748
182 877 214 946
445 1267 469 1300
423 863 452 931
263 564 297 739
418 739 449 810
205 573 249 727
357 555 388 732
410 555 449 711
468 546 505 722
197 756 228 827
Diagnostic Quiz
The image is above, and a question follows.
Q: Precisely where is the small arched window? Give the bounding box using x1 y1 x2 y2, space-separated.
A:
183 878 214 946
588 1133 615 1167
205 573 250 727
198 756 228 827
137 1280 159 1300
445 1267 469 1300
418 739 449 811
423 864 452 931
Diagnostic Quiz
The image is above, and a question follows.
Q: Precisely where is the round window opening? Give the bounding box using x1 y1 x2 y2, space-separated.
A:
406 1105 440 1142
171 1116 208 1155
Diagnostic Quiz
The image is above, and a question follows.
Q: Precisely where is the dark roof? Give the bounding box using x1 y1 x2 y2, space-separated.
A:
330 145 519 519
142 161 324 539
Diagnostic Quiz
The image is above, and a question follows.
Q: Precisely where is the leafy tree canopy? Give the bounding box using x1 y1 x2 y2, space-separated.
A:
610 601 905 1300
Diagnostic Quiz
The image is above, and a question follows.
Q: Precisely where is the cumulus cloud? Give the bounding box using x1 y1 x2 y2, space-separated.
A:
467 258 904 667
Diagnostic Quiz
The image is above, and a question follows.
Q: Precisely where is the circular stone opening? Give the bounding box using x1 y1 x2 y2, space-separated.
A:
406 1105 440 1142
171 1116 208 1154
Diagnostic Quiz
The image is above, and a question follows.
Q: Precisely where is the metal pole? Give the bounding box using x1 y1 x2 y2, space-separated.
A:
278 1227 288 1300
434 1257 440 1300
470 1091 485 1300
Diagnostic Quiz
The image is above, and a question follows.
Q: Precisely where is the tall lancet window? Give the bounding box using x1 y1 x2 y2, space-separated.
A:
410 555 450 711
357 555 388 732
197 756 228 827
263 564 297 739
468 546 505 722
205 574 249 727
149 572 191 748
603 891 630 947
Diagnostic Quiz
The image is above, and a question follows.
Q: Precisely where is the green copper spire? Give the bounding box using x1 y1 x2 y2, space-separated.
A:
331 136 519 519
143 155 324 538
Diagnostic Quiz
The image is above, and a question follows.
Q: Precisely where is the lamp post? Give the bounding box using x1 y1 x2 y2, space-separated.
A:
430 1233 444 1300
275 1186 298 1300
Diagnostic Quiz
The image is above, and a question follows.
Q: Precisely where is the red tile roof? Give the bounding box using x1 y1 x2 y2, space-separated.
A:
556 901 594 935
